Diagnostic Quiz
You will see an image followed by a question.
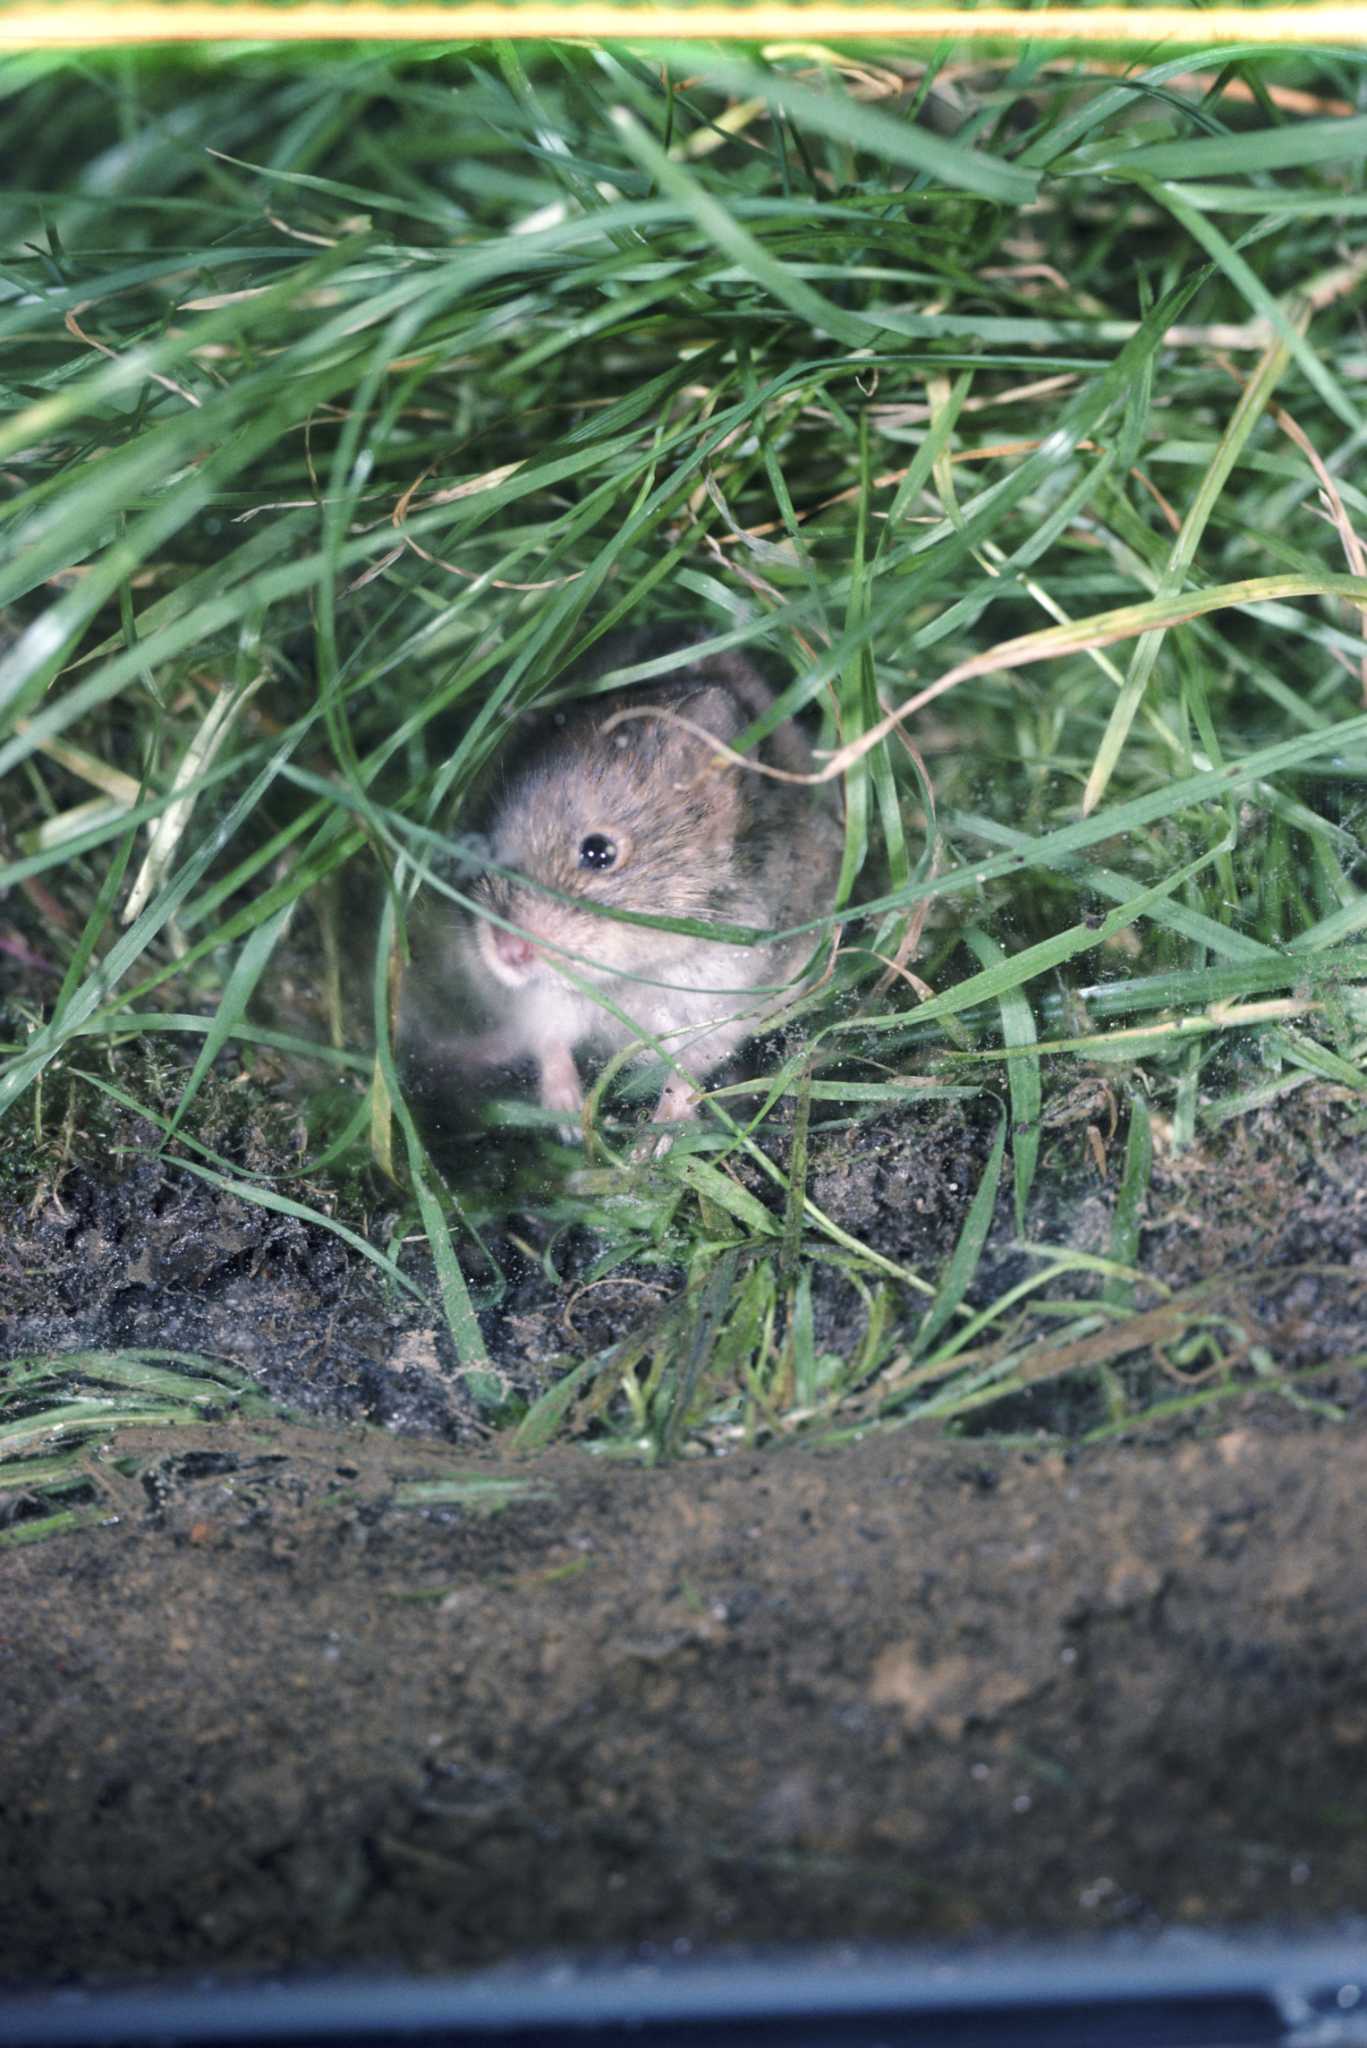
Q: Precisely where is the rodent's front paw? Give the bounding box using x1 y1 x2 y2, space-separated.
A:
655 1076 701 1123
631 1076 701 1161
538 1045 586 1145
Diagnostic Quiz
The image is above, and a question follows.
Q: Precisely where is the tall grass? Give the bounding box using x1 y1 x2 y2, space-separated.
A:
2 38 1366 1458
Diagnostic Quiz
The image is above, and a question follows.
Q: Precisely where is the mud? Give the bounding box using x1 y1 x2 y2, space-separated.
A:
0 1150 471 1439
6 1410 1367 1984
4 1054 1367 1984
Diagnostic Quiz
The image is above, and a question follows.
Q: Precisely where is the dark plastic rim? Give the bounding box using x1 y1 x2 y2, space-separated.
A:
4 1934 1367 2048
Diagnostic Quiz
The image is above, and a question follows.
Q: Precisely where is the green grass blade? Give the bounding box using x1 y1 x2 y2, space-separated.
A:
965 927 1041 1232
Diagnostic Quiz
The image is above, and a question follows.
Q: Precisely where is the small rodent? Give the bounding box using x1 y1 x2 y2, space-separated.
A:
412 644 842 1144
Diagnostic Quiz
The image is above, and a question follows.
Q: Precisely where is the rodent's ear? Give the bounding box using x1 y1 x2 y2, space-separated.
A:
651 684 744 770
652 685 746 836
672 684 744 745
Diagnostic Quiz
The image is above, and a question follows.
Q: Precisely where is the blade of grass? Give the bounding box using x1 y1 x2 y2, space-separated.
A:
909 1107 1008 1365
1081 321 1299 814
964 928 1041 1231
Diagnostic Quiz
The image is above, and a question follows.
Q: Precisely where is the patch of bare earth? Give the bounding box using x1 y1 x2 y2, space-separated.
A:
4 1411 1367 1983
4 1089 1367 1982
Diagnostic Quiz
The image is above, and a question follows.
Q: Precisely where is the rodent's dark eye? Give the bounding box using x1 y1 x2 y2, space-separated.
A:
578 833 618 872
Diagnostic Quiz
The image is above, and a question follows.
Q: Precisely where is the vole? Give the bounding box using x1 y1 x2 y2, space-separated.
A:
406 644 844 1145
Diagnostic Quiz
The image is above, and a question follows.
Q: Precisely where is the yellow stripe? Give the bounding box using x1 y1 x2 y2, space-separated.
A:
1 3 1365 47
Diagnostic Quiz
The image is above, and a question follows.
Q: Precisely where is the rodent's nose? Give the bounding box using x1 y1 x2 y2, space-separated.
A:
493 928 536 972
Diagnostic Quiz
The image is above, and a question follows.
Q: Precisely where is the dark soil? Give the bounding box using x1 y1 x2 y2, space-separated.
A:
6 1411 1367 1983
4 1073 1367 1985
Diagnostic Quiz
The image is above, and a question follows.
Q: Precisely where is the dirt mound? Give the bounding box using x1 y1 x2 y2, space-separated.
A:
6 1408 1367 1982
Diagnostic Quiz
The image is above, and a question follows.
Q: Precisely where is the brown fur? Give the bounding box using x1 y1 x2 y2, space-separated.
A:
410 644 843 1142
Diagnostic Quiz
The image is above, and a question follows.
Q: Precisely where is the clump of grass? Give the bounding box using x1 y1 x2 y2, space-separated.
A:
3 36 1367 1467
0 1348 282 1545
